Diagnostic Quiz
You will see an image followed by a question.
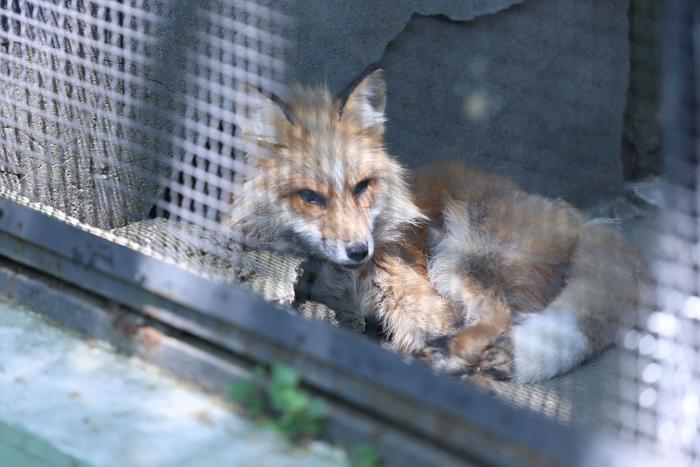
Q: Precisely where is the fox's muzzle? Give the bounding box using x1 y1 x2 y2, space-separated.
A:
346 243 369 262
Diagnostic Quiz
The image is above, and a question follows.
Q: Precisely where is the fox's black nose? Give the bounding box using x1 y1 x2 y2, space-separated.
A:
346 243 369 262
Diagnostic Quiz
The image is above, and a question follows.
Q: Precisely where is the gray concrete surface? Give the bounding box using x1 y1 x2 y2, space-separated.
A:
273 0 631 206
622 0 662 179
0 296 347 467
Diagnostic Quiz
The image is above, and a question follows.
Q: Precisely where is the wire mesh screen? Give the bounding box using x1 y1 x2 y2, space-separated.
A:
641 0 700 462
0 0 698 464
0 0 311 306
0 0 275 228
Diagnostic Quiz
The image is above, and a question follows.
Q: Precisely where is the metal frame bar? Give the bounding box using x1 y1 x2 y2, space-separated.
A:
0 196 607 466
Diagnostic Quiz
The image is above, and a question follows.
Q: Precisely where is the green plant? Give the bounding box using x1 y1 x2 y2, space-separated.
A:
349 442 383 467
230 363 327 442
230 366 267 416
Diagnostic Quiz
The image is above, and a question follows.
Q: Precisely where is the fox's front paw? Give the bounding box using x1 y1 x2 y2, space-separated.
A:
418 336 463 374
419 331 515 382
474 333 514 381
418 335 480 376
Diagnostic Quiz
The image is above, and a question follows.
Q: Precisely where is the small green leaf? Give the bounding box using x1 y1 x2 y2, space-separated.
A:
247 394 266 415
230 380 254 403
229 363 328 443
252 366 267 381
278 388 310 414
350 443 382 467
271 363 300 387
307 399 327 419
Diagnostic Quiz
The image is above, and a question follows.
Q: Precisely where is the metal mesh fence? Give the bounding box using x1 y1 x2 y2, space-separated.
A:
0 0 318 309
0 0 698 464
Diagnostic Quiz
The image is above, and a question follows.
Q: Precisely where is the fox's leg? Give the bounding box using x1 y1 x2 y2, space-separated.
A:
364 256 461 353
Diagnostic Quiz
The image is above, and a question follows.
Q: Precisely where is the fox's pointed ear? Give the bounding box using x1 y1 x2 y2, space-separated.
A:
338 64 386 135
237 83 294 144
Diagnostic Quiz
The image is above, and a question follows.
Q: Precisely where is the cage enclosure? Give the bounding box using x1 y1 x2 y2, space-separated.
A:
0 0 696 465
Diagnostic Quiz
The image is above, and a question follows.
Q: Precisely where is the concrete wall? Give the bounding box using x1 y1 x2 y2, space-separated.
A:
622 0 662 180
0 0 637 226
274 0 631 206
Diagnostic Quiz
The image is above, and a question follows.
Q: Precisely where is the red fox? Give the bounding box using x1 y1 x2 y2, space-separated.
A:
224 66 642 383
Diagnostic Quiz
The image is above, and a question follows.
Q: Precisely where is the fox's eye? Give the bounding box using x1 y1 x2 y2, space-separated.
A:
298 189 326 206
354 179 371 197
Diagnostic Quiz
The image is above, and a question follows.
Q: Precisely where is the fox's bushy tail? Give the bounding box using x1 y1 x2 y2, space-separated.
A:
512 220 642 383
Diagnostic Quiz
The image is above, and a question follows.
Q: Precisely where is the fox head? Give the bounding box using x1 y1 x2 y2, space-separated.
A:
226 66 425 268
